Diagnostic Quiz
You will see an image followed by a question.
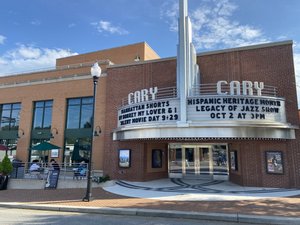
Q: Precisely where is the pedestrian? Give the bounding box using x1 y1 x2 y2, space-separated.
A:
50 159 60 171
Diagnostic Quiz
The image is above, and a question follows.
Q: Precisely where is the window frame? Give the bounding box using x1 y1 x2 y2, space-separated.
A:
32 100 53 129
66 97 93 129
0 102 21 130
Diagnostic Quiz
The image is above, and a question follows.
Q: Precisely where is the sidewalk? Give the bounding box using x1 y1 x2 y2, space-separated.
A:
1 180 300 224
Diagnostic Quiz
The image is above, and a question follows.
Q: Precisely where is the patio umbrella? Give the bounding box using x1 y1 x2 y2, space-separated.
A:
31 142 61 151
31 142 61 163
71 140 81 162
0 144 9 156
0 144 9 151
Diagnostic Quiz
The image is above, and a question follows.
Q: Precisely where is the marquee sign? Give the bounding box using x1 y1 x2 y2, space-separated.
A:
117 81 287 128
187 96 285 123
118 99 179 126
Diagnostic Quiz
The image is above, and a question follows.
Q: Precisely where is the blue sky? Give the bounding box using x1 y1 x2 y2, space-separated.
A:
0 0 300 82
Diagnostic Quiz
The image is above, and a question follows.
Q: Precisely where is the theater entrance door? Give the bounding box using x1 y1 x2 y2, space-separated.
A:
168 144 229 180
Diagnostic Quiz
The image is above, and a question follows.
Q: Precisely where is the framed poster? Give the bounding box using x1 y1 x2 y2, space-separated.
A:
119 149 131 168
51 149 59 158
230 150 238 171
266 151 283 174
152 149 162 168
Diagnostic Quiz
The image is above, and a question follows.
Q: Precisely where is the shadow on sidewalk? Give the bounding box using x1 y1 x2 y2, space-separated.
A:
1 188 300 218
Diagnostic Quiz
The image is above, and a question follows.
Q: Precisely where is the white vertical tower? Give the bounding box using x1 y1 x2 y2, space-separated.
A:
177 0 200 126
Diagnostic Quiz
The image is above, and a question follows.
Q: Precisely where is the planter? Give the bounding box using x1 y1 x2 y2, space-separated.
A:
0 175 8 190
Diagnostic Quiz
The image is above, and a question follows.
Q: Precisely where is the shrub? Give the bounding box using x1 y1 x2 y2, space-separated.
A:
0 155 13 176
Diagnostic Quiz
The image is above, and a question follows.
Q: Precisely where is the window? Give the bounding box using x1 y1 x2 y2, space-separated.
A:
64 137 91 164
33 100 53 129
66 97 93 129
0 103 21 130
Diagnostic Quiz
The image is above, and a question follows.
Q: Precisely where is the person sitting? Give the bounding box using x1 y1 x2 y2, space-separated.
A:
29 160 40 172
73 161 87 179
29 160 41 179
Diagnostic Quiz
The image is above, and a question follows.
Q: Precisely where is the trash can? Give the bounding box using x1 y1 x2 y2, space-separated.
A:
16 166 25 178
11 160 25 179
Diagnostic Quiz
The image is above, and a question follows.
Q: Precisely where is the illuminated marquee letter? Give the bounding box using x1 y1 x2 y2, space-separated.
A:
230 81 241 95
149 87 158 100
128 93 134 105
141 89 149 102
217 81 228 95
242 81 253 96
254 82 264 96
134 91 141 104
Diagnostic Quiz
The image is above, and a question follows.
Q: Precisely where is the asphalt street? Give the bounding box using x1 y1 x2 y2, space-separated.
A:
0 208 257 225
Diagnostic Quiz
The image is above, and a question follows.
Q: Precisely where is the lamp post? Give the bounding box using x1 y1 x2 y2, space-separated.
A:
83 62 102 202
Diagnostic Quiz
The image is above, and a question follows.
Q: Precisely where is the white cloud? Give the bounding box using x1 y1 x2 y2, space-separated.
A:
91 20 129 35
0 35 6 44
68 23 76 28
161 0 269 50
0 44 78 76
16 45 42 59
31 20 41 26
160 1 179 32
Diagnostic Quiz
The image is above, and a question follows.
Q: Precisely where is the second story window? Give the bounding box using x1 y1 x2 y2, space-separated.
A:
66 97 93 129
33 100 53 129
0 103 21 130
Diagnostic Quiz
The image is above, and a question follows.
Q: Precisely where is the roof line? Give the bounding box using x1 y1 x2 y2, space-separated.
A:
197 40 293 56
108 40 294 69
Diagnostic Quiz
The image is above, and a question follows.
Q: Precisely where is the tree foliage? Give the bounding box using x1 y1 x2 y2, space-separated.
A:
0 155 13 176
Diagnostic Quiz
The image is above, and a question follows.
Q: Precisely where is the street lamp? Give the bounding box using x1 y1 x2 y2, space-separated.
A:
83 62 102 202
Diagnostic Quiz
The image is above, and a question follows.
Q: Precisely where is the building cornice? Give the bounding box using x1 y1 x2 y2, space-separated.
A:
0 73 107 89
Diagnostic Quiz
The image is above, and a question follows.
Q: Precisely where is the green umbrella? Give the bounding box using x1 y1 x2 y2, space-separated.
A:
31 142 61 151
71 140 81 162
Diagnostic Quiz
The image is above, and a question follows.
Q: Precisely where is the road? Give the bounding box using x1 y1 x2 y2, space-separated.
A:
0 208 255 225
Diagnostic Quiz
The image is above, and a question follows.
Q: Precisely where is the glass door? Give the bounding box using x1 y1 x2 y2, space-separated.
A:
168 143 228 180
199 147 213 178
212 145 229 179
182 145 212 179
169 146 183 178
184 148 195 176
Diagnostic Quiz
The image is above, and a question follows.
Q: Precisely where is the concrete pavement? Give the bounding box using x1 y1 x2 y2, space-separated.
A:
0 179 300 224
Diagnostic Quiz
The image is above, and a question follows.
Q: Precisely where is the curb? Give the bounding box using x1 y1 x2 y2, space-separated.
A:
1 203 300 224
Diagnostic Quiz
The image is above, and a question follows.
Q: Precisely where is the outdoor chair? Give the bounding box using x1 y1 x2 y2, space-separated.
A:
73 167 87 180
29 170 42 179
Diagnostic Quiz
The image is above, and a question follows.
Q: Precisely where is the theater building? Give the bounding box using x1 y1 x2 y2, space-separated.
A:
108 40 299 188
1 0 300 188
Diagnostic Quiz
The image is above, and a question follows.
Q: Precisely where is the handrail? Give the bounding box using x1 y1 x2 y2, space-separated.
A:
10 162 103 180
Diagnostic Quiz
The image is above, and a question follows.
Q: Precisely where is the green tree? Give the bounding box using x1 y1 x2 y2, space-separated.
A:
0 155 13 176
